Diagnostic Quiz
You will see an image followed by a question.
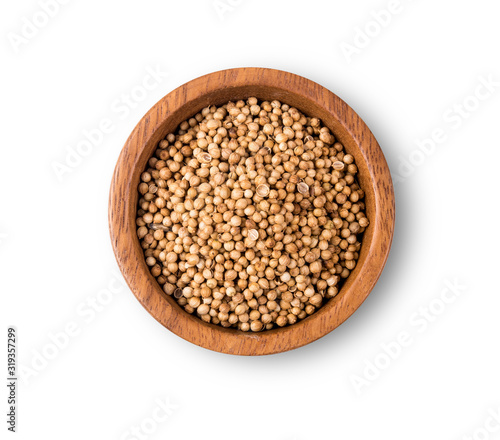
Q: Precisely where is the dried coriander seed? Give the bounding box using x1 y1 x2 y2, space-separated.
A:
256 184 270 197
333 161 345 171
297 182 309 195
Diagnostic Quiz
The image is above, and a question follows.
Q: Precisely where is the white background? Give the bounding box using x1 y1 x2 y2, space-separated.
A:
2 1 500 439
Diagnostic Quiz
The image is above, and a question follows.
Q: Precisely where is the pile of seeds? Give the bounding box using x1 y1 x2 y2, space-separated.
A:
136 97 369 332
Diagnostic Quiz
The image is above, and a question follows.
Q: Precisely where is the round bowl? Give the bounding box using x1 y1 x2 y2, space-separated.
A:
109 67 395 356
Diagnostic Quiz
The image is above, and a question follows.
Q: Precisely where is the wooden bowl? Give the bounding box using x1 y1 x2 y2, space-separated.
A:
109 67 395 356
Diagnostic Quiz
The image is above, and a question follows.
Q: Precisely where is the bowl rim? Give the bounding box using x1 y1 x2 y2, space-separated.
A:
109 67 395 356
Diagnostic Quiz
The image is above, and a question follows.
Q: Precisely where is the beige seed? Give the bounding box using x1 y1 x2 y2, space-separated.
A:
256 184 270 197
333 161 345 171
199 153 212 163
148 223 169 231
250 321 263 332
310 294 323 307
197 304 210 315
297 182 309 195
248 229 259 241
310 261 322 273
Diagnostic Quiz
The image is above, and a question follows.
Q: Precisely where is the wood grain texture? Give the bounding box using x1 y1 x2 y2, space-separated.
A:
109 67 395 356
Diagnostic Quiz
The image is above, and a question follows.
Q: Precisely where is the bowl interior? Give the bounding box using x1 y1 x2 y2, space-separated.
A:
129 84 376 333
